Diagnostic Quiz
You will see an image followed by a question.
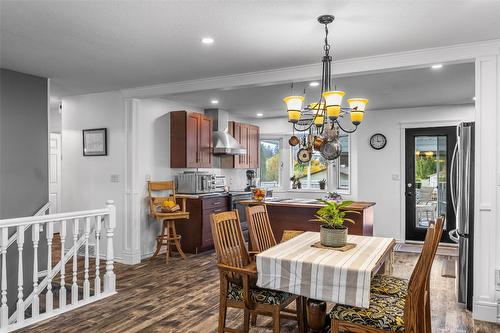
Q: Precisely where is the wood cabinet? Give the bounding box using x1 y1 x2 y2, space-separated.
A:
175 195 229 253
221 121 259 169
170 111 212 168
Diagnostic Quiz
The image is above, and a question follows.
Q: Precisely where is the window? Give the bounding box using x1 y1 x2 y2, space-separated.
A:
291 146 328 190
259 139 281 187
337 135 349 190
290 134 350 191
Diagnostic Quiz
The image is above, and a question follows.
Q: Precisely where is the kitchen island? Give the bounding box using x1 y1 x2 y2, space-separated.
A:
240 199 375 241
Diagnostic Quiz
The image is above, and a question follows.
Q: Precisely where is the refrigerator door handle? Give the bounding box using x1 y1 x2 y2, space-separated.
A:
449 229 460 243
450 142 459 214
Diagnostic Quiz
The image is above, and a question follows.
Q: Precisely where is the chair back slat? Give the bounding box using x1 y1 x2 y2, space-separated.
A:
246 205 276 252
211 210 249 268
148 181 177 217
404 216 444 332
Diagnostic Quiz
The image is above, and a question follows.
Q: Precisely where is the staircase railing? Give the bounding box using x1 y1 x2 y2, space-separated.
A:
0 200 116 332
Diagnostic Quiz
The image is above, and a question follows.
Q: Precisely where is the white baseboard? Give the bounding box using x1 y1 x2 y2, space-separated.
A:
118 250 141 265
473 300 499 323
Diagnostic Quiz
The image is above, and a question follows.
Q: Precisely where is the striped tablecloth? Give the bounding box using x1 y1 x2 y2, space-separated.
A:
256 232 395 308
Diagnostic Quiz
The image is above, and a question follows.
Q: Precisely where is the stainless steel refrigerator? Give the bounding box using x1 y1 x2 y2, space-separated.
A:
449 122 474 310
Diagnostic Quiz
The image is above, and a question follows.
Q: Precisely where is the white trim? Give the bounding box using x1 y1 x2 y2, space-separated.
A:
472 301 499 323
399 119 463 242
121 39 500 98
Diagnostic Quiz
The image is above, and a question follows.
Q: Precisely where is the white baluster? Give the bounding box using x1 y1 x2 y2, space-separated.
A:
1 228 8 329
94 215 102 295
83 217 90 300
104 200 116 293
32 223 40 318
72 218 79 304
59 220 67 308
16 226 24 324
46 222 53 312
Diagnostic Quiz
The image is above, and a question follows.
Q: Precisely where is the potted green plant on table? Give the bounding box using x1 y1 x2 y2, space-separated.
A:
319 178 327 190
310 200 360 247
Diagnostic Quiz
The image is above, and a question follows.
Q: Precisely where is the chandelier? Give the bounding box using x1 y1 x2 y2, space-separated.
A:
283 15 368 162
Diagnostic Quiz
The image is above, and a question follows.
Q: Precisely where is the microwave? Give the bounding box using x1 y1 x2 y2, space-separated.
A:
176 172 226 194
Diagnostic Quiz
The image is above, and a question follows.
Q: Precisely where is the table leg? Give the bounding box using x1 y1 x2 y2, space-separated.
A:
306 298 327 333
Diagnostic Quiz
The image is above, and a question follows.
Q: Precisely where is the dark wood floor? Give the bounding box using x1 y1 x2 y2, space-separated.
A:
19 250 500 333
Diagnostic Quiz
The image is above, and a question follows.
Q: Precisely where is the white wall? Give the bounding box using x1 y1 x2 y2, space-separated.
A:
61 91 126 257
251 104 475 241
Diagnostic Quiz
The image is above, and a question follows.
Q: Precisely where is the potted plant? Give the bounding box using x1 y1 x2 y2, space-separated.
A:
297 180 302 189
319 178 327 190
310 200 360 247
290 175 301 189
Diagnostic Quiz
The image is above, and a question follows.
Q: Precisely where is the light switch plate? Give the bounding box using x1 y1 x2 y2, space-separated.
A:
110 174 120 183
392 174 400 181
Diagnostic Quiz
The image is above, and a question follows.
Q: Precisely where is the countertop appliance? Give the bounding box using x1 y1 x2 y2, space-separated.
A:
176 172 224 194
449 122 474 310
245 169 257 192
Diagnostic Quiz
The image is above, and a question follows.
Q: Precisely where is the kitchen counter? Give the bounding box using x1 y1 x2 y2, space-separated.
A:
240 199 375 210
240 198 376 241
176 192 229 199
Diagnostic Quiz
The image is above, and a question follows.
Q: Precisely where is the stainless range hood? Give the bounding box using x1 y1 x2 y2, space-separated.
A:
205 109 246 155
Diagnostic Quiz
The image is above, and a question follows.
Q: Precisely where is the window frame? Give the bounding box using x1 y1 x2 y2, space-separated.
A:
258 136 283 189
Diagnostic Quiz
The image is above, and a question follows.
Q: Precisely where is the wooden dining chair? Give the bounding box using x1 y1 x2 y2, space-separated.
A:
211 210 304 333
369 217 445 333
330 217 443 333
148 180 189 263
246 204 276 252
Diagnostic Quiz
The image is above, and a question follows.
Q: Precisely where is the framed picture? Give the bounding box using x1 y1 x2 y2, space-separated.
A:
83 128 107 156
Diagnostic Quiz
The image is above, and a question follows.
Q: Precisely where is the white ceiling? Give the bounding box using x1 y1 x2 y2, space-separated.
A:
164 62 475 118
0 1 497 98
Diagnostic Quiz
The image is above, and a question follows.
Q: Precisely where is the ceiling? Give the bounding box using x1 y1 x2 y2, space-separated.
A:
164 62 475 118
0 1 496 98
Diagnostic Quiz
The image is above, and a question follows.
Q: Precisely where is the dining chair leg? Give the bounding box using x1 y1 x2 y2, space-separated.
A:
150 219 166 261
218 278 228 333
272 306 281 333
424 288 431 333
243 308 250 333
170 220 187 259
250 312 257 326
331 319 340 333
165 221 171 264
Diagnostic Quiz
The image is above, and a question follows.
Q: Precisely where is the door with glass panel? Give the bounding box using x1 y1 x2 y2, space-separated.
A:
405 126 456 242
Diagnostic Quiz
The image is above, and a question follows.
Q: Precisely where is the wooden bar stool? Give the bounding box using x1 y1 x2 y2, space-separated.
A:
148 180 189 263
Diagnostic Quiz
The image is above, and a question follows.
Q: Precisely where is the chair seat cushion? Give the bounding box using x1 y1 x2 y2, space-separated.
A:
329 294 405 332
370 274 409 298
227 283 292 305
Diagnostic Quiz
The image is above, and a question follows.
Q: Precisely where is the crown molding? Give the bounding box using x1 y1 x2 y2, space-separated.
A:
121 39 500 99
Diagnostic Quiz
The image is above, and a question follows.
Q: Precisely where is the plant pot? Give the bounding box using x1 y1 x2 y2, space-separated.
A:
320 225 347 247
319 184 326 190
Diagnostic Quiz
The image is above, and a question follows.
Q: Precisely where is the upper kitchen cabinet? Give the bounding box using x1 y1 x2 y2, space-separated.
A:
170 111 213 168
221 121 259 169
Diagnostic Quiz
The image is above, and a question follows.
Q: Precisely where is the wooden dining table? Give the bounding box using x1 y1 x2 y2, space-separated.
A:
255 232 396 332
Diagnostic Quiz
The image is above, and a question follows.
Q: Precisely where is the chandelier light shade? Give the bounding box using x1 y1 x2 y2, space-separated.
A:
281 14 370 161
347 98 368 125
283 95 304 123
323 91 345 119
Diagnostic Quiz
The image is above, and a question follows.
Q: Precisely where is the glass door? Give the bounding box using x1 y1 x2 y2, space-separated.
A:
405 126 456 242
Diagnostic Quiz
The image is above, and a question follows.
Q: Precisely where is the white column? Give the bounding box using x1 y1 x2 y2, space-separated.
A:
0 228 8 329
16 226 24 324
104 200 116 293
59 220 67 308
83 217 90 300
45 222 53 312
71 218 79 304
94 215 102 295
32 223 40 318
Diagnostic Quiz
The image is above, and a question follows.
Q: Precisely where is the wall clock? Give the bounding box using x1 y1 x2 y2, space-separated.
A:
370 133 387 150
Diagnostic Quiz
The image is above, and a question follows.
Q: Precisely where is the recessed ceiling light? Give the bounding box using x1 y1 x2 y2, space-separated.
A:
201 37 214 44
472 96 476 101
309 81 320 87
431 64 443 70
256 113 263 117
211 99 219 104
